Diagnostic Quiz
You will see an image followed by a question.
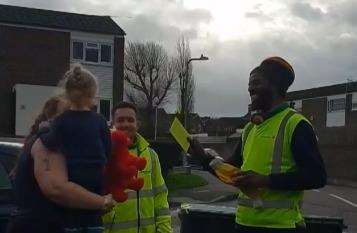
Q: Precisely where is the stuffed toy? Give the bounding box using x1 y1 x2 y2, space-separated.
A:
104 130 147 202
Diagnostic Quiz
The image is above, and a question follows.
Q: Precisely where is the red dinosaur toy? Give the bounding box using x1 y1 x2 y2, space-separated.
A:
104 130 147 202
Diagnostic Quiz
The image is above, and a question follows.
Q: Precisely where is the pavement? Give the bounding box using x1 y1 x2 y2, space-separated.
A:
169 169 357 233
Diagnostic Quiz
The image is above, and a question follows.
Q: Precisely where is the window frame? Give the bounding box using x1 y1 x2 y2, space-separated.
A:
100 44 113 64
85 42 100 63
327 97 346 112
71 40 113 66
72 41 84 60
352 93 357 111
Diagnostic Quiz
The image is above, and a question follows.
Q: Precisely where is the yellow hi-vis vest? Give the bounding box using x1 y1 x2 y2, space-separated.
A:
236 107 308 228
103 134 172 233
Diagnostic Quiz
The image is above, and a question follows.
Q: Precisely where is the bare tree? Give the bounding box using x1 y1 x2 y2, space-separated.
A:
124 41 177 137
176 36 195 127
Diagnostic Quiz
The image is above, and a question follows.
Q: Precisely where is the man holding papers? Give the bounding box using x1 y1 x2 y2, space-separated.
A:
188 57 326 233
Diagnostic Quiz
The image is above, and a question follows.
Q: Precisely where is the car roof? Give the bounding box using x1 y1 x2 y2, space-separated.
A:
0 142 23 156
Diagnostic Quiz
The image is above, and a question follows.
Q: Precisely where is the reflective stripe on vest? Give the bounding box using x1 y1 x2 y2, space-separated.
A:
126 185 168 199
104 217 155 230
153 185 168 195
155 207 170 216
237 110 296 209
237 198 295 209
271 110 295 174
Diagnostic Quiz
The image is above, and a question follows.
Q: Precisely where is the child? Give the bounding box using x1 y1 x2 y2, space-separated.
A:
40 65 111 233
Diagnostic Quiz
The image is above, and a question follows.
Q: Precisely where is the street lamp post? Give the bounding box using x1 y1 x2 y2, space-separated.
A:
182 54 209 127
154 97 159 141
154 106 158 140
181 54 209 174
153 97 159 141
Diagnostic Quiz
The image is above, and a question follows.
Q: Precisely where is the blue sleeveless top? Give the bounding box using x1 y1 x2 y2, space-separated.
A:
39 110 111 228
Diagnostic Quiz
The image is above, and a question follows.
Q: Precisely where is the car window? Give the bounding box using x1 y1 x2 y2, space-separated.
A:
0 143 22 190
0 162 11 189
0 151 19 174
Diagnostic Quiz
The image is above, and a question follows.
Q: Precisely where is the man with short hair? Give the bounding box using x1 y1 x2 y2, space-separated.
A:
103 102 172 233
189 57 326 233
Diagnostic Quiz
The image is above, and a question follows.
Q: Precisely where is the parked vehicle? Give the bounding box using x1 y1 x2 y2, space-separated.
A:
0 141 22 233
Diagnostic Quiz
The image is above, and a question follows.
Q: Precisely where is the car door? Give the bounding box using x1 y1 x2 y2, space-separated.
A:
0 142 22 233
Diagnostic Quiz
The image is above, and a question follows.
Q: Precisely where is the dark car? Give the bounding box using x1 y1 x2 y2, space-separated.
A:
0 141 22 232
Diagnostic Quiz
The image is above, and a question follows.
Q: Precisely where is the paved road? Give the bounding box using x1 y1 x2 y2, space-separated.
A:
303 185 357 233
171 184 357 233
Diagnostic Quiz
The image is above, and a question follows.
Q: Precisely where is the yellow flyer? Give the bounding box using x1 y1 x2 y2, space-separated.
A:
169 117 190 152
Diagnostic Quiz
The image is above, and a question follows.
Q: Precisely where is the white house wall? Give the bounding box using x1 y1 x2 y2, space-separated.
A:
326 94 346 127
82 64 113 100
14 84 61 136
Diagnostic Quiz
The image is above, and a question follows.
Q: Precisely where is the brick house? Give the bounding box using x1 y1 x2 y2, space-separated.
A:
287 81 357 181
287 81 357 129
0 4 125 136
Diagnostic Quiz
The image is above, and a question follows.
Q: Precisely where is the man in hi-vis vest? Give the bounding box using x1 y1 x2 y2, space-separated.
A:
103 102 172 233
189 57 326 233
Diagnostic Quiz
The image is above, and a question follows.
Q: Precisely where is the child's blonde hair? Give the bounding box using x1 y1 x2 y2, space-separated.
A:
60 64 97 107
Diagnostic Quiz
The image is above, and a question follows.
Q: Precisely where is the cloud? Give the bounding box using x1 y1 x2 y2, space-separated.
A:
117 6 212 54
332 0 357 27
290 2 324 21
245 4 274 23
2 0 357 117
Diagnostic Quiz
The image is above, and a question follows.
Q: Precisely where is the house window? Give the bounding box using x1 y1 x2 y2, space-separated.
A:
85 42 99 63
100 99 111 121
352 103 357 111
101 44 112 63
327 98 345 112
352 93 357 111
290 100 302 112
71 40 112 64
72 41 83 60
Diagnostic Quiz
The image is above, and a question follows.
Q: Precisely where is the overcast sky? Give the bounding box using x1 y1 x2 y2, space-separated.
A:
2 0 357 117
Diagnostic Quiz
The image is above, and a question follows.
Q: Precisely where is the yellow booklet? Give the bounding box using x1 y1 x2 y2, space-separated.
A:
169 117 190 152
